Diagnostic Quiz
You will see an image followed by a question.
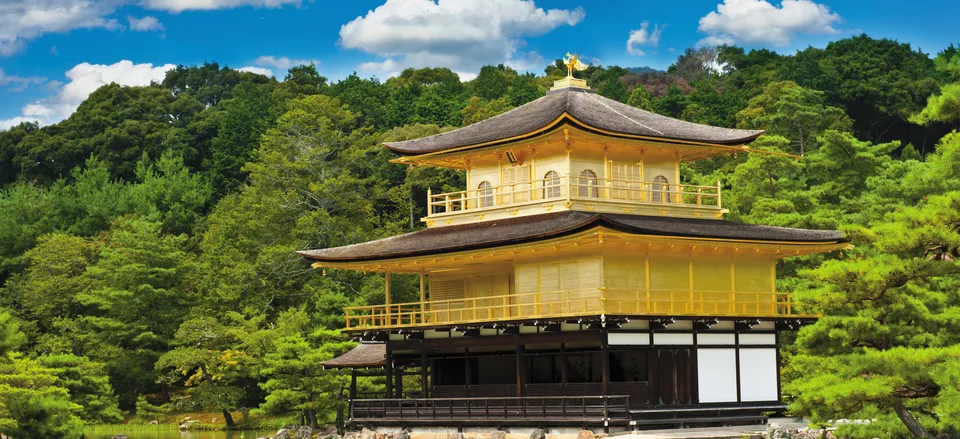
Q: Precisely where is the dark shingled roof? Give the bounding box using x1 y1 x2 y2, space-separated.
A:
322 342 386 369
384 87 764 155
298 212 845 263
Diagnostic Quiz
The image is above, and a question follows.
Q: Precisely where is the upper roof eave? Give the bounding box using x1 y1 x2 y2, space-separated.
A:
383 88 765 156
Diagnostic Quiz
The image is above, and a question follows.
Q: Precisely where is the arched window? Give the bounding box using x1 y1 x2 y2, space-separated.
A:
478 181 494 208
578 170 599 198
652 175 670 203
543 171 561 199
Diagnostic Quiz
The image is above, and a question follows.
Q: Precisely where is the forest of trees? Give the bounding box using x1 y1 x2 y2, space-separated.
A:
1 34 960 438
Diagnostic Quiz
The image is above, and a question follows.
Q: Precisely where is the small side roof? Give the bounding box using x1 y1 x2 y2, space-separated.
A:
321 342 386 369
298 212 845 263
383 88 764 156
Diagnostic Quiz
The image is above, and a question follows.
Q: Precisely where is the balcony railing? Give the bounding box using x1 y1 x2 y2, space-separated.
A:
427 175 721 217
344 288 805 330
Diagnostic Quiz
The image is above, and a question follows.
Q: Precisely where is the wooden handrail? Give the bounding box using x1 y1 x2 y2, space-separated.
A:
344 288 808 329
427 175 723 217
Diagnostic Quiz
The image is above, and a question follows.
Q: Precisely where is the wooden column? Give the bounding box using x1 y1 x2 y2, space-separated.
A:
600 329 610 395
420 347 429 398
559 342 568 391
515 339 526 397
350 369 357 401
385 271 392 326
385 348 393 399
464 348 471 397
395 366 403 399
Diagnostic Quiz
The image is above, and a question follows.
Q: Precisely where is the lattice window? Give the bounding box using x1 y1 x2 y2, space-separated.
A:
502 165 531 203
611 162 641 200
431 279 465 301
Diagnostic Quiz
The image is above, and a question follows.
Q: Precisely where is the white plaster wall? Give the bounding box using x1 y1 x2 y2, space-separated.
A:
608 332 650 345
697 348 739 403
739 348 779 402
697 333 735 345
653 332 693 345
739 333 776 345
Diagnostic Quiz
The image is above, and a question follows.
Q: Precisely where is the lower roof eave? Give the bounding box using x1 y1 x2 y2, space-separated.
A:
342 313 820 335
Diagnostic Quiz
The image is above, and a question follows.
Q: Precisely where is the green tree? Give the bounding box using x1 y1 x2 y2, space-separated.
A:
39 354 123 423
626 86 654 111
0 310 84 438
256 329 353 427
910 83 960 128
209 81 280 196
788 132 960 438
77 216 196 406
134 394 170 424
155 317 252 427
460 96 514 126
596 70 629 103
506 73 543 107
473 65 511 100
655 84 689 118
737 81 853 155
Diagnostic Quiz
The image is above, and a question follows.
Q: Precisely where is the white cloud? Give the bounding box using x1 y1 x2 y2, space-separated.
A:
697 0 841 46
339 0 584 77
238 66 274 77
253 55 318 70
128 15 165 31
0 68 47 92
626 21 664 56
0 1 122 56
0 0 305 55
141 0 301 13
0 60 175 130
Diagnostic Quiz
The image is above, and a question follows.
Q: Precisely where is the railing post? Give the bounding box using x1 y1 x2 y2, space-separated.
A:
716 180 722 208
427 187 433 216
696 186 702 205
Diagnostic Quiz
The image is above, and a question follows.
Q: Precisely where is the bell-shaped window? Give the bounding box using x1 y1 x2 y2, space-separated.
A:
543 171 561 199
478 181 494 207
578 170 599 198
652 175 670 203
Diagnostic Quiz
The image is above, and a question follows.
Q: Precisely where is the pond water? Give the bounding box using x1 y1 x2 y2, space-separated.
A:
84 430 276 439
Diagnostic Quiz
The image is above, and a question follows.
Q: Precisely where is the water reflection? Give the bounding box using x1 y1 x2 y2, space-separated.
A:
85 430 275 439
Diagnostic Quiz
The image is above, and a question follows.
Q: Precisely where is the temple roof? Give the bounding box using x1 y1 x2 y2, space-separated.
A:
321 342 386 369
383 87 764 156
298 212 845 263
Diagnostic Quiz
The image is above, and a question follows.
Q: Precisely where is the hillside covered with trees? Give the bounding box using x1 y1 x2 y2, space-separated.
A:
2 35 960 438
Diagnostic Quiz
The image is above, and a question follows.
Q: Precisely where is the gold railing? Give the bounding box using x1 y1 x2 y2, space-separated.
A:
427 175 721 217
344 288 803 330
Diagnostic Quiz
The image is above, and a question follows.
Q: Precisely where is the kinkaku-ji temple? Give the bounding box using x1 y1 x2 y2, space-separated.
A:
299 55 849 431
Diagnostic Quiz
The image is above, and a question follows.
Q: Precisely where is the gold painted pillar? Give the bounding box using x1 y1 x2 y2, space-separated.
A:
420 269 427 324
385 271 392 326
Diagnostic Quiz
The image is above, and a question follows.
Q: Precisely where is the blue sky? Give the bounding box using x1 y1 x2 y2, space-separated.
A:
1 0 957 129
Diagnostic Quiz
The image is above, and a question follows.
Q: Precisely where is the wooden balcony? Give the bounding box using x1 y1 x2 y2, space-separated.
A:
344 288 808 330
427 175 723 222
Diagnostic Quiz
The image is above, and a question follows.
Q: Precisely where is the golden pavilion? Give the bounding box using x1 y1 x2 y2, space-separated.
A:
301 64 847 431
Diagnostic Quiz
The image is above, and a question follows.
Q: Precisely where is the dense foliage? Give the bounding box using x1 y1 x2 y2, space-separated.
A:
2 36 960 437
